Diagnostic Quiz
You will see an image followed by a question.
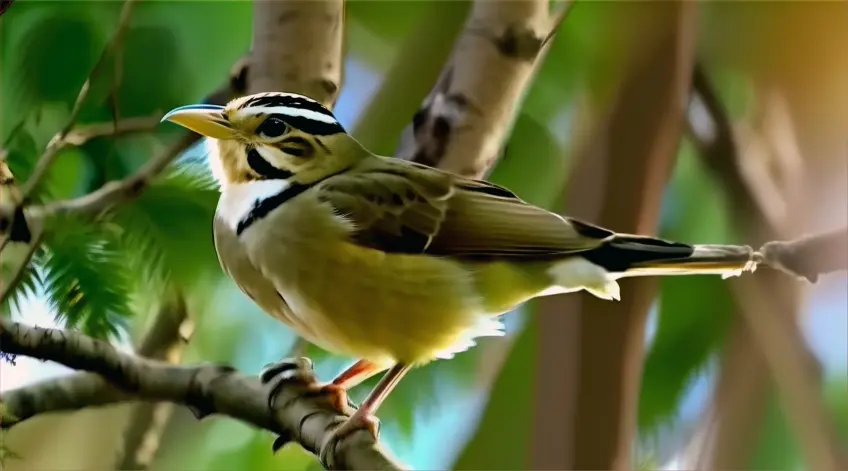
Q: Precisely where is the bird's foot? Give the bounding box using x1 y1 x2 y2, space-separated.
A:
260 357 358 454
319 409 381 469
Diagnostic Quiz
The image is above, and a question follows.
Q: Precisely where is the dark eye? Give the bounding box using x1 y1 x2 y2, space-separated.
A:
257 117 288 138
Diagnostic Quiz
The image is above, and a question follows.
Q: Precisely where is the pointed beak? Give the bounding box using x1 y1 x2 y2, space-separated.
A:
161 104 237 140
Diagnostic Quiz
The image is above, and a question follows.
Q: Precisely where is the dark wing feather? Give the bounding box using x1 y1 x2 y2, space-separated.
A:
314 158 613 259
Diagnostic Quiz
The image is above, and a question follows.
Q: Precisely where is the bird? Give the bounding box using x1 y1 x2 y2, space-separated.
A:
161 91 759 460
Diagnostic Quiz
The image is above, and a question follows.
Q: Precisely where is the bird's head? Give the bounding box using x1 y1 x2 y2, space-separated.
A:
162 92 367 189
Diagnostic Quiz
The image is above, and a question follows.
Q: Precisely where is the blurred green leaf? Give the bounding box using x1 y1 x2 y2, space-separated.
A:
111 166 220 292
119 26 191 117
640 142 737 433
41 219 133 338
454 314 535 470
16 12 101 105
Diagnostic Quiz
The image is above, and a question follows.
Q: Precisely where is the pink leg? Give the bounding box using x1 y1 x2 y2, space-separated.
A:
330 359 385 389
330 363 411 439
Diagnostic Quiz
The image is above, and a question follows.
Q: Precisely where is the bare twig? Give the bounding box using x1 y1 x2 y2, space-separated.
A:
62 115 161 147
0 318 404 471
754 229 848 282
19 0 138 202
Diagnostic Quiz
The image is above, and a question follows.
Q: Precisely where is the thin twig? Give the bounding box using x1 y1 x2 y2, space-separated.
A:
62 115 161 147
19 0 138 202
0 230 43 305
0 318 405 471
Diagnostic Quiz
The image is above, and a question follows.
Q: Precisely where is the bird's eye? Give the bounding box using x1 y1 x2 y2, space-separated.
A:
257 117 288 138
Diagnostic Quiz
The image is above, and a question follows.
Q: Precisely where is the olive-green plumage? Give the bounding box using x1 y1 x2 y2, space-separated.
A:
162 91 759 445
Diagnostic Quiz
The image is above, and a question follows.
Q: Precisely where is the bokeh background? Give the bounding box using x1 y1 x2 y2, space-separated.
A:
1 1 846 470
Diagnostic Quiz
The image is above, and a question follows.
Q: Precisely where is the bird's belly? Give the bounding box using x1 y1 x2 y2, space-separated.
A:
273 242 504 365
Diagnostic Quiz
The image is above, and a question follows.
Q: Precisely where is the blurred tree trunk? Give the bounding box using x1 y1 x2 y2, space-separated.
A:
529 2 697 469
693 4 848 468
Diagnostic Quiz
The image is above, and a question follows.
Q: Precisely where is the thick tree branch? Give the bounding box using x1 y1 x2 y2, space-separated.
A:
396 0 569 179
755 229 848 282
249 0 344 107
0 318 404 471
531 4 698 469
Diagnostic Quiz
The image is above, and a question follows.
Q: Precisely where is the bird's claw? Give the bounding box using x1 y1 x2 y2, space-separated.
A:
260 357 360 455
318 413 381 469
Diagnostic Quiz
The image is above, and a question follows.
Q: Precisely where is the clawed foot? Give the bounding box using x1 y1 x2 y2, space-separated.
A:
260 357 357 413
319 410 381 469
260 357 360 454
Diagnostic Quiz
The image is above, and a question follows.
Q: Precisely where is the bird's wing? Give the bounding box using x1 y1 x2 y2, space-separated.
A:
314 158 614 258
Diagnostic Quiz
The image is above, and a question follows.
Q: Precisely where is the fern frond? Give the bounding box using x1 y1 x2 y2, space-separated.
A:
41 219 133 338
1 245 45 316
110 164 220 291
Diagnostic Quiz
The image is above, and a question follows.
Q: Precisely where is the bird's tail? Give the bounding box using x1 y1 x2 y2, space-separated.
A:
581 234 759 280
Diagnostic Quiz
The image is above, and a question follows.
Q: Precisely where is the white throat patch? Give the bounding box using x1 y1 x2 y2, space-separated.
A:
217 179 291 232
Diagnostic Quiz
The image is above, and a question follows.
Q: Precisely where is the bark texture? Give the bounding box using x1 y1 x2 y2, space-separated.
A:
396 0 554 179
249 0 345 107
0 317 404 471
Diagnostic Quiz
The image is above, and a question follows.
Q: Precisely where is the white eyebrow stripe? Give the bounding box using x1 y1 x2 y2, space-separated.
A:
241 106 338 124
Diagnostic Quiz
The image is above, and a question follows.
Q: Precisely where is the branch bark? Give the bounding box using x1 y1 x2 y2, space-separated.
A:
249 0 344 107
0 317 403 471
530 3 698 469
395 0 565 179
756 229 848 282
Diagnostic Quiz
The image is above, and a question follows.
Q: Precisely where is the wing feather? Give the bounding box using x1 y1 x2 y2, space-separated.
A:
314 158 612 258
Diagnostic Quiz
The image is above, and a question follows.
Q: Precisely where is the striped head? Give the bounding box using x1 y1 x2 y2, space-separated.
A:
162 92 368 189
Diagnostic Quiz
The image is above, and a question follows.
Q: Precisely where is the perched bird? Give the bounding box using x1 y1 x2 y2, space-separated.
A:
161 92 758 457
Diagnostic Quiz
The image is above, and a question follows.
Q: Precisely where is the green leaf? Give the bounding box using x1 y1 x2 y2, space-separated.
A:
41 219 133 338
16 11 101 105
110 166 220 292
1 245 44 316
640 141 737 434
118 25 191 117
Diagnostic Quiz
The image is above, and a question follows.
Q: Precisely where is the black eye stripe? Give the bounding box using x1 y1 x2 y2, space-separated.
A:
276 114 345 136
247 148 294 180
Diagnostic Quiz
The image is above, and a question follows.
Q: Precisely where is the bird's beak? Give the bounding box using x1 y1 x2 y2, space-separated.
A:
161 104 237 140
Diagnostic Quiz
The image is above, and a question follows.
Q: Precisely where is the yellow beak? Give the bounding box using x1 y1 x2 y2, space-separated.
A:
161 104 237 140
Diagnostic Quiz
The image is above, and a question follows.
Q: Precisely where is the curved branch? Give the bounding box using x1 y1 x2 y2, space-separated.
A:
0 318 404 471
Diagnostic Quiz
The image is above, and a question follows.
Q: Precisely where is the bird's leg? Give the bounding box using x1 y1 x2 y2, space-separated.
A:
260 358 382 414
319 363 411 468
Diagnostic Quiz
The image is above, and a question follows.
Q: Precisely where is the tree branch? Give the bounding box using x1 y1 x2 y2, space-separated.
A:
395 0 569 179
687 66 845 470
755 229 848 283
0 318 404 471
248 0 344 107
19 0 138 203
115 294 194 470
531 4 699 468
